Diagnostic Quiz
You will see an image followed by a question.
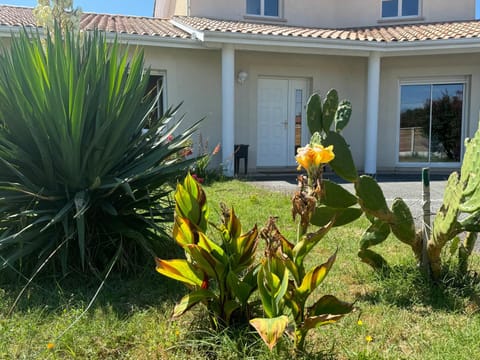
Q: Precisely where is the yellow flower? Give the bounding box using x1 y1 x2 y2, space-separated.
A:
295 144 335 171
365 335 373 343
357 319 363 326
47 343 55 350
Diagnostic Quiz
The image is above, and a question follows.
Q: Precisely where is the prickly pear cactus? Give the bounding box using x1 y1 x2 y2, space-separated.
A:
306 90 419 272
428 123 480 280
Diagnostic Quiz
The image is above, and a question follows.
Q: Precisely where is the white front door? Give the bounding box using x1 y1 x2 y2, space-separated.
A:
257 78 309 167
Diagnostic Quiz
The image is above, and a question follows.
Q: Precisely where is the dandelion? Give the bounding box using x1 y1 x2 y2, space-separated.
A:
47 342 55 350
365 335 373 343
357 319 363 326
175 330 180 337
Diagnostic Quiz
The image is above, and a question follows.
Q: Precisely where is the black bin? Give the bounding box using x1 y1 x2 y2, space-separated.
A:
234 144 249 175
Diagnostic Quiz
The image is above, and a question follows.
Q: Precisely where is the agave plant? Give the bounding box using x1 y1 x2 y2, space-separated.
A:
0 27 198 276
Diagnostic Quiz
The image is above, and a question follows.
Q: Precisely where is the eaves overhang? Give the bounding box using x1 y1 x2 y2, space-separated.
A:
197 29 480 57
0 24 204 49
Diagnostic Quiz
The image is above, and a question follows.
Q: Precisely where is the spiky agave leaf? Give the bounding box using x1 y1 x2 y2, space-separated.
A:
0 26 198 276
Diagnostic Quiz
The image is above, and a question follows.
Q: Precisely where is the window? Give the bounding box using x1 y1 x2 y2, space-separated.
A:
398 82 465 164
246 0 279 17
145 74 165 126
382 0 419 18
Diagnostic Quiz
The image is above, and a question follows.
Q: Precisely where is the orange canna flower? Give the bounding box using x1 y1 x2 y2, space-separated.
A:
212 143 221 156
295 144 334 171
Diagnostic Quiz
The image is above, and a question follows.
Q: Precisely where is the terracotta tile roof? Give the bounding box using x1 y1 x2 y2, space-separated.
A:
0 5 190 39
1 5 480 45
0 4 36 27
173 16 480 43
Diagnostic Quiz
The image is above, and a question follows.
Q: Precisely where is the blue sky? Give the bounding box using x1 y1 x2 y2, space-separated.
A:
1 1 155 16
0 1 479 18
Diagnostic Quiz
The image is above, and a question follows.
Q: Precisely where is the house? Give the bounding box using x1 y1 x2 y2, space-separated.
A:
0 1 479 176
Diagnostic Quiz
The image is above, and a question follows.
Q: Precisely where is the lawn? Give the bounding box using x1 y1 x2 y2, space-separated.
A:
0 179 479 359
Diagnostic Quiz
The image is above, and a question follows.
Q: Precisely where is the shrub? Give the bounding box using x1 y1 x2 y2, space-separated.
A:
0 27 197 277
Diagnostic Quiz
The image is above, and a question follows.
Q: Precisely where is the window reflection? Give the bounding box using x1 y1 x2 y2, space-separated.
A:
246 0 260 15
265 0 279 16
399 83 463 163
295 89 303 155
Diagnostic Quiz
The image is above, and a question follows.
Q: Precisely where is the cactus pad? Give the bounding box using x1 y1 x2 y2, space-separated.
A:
322 131 357 182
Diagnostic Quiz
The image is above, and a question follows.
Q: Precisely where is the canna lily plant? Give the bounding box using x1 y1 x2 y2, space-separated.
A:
155 173 259 328
250 136 354 352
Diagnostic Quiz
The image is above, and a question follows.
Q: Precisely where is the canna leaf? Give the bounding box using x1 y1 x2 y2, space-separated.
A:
155 258 203 287
232 226 259 270
174 175 208 232
306 294 353 324
227 270 255 304
293 222 332 267
172 216 197 247
173 289 216 317
250 316 289 351
297 251 337 297
197 232 226 264
184 243 223 279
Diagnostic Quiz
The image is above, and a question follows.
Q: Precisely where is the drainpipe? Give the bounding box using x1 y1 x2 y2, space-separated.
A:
187 0 191 15
222 44 235 177
364 51 381 176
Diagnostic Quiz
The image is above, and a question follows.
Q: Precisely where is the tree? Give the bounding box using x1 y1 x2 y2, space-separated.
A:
33 0 82 33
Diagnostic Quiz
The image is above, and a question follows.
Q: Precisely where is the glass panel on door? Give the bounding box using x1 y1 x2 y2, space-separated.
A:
294 89 303 156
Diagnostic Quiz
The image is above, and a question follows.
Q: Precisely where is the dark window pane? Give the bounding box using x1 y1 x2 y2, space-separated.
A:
265 0 279 16
294 89 303 154
382 0 398 17
430 84 463 162
402 0 419 16
146 75 164 126
399 85 430 162
246 0 260 15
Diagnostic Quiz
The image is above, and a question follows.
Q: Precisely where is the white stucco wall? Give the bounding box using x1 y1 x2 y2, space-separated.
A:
235 51 367 170
139 45 480 173
155 0 475 27
142 46 223 159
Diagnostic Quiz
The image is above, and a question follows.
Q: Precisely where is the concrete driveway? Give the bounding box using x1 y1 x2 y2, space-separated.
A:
248 174 480 250
249 175 447 224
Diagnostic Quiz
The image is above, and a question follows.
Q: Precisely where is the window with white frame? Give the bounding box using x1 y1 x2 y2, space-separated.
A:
382 0 420 18
246 0 279 17
398 81 465 164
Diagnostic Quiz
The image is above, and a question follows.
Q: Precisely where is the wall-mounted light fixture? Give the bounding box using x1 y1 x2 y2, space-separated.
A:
237 70 248 84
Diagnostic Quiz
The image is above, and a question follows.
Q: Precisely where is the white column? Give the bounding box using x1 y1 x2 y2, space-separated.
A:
364 51 381 176
222 44 235 176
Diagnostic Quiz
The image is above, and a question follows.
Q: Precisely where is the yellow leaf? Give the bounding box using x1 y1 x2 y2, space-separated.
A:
155 258 203 287
250 316 289 351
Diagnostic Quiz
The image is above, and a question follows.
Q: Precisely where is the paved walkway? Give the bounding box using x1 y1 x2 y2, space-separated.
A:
249 175 446 222
248 175 479 252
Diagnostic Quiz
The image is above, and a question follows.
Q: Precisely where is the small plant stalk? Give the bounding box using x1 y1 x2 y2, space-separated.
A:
421 167 431 276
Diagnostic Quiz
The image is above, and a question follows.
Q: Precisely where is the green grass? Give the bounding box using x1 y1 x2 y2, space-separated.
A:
1 180 479 359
